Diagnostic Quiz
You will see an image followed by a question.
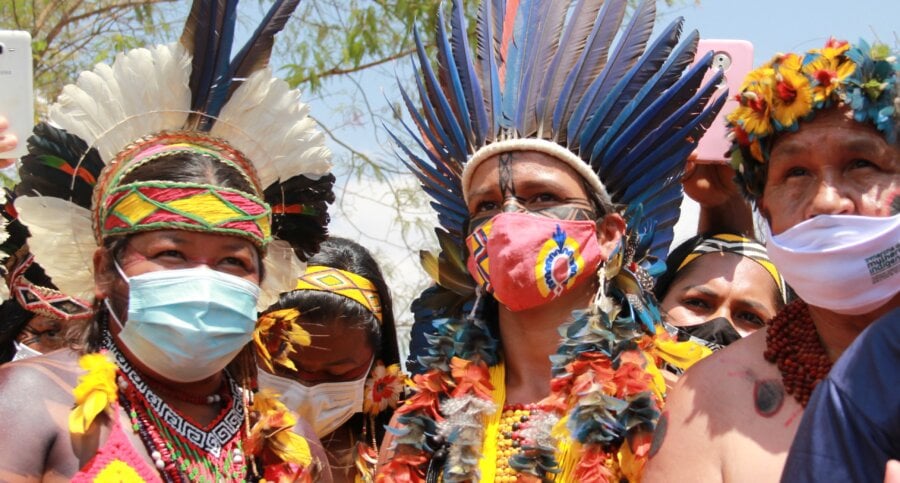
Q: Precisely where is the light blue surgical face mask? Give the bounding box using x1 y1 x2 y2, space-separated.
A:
107 263 260 383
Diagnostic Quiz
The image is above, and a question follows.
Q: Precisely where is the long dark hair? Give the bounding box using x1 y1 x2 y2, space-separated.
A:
264 236 399 368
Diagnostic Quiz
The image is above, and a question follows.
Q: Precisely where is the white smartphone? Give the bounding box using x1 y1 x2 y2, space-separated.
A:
691 39 754 164
0 30 34 160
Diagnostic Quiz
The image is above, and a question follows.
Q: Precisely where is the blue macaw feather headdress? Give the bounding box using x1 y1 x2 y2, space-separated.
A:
394 0 726 301
390 2 727 479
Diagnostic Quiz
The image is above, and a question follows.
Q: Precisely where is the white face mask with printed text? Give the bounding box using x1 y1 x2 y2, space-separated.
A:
766 214 900 315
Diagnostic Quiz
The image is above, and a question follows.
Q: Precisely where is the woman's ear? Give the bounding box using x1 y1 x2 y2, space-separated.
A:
596 212 626 258
93 247 115 300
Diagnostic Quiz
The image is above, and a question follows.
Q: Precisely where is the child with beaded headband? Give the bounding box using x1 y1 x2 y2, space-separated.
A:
378 0 728 481
255 237 404 482
0 0 337 481
643 38 899 483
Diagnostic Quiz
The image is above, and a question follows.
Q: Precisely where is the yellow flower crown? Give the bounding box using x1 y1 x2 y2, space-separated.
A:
726 38 898 198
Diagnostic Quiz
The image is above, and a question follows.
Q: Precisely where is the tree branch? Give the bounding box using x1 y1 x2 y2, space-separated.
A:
294 46 417 85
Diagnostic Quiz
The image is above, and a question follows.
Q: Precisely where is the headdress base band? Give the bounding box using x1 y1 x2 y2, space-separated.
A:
462 138 610 205
294 266 383 323
10 255 93 321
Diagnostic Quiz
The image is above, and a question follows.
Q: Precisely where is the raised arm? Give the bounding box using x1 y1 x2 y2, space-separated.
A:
682 157 755 236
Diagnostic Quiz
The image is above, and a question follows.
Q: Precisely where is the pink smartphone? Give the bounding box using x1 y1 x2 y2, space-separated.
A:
691 39 754 164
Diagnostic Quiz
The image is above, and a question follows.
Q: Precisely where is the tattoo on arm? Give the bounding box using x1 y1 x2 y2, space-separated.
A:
648 411 668 459
754 379 785 417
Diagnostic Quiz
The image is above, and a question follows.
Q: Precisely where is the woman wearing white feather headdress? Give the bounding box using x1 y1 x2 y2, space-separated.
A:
0 1 337 481
377 0 726 481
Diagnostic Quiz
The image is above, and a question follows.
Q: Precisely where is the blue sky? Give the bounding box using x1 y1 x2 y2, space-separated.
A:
667 0 898 64
246 0 900 337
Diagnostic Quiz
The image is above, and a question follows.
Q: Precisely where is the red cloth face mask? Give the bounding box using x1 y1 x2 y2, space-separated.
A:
466 212 604 312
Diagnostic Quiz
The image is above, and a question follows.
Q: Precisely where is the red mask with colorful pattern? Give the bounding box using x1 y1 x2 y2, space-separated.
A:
466 212 603 312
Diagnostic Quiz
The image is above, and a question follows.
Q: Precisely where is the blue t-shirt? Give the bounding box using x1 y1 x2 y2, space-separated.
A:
781 307 900 483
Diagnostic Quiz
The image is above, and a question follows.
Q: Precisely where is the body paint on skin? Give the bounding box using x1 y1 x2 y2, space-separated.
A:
532 201 596 221
498 152 517 211
753 379 785 417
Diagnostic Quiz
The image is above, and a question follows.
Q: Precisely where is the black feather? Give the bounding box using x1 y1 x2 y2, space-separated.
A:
17 122 103 209
264 173 336 262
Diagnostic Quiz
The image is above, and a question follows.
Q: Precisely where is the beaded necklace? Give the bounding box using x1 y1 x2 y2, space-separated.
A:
494 403 551 482
478 362 573 482
140 373 228 406
103 332 250 482
763 299 833 407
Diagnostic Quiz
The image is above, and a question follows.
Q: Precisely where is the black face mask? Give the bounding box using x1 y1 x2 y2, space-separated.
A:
679 317 742 347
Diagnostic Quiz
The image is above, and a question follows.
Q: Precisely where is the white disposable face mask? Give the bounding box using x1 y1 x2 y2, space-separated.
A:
11 340 42 361
257 366 369 438
766 214 900 315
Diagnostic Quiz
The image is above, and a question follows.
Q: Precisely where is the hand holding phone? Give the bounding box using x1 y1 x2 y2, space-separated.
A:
0 30 35 160
691 39 754 165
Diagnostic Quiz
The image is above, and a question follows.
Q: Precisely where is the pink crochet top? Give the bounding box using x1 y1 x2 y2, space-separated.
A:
71 403 162 483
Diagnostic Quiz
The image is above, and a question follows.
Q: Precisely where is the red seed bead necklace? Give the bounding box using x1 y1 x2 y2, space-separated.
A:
763 299 833 407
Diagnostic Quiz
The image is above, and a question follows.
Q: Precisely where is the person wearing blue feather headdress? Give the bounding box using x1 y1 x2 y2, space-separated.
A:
643 38 898 483
377 0 727 480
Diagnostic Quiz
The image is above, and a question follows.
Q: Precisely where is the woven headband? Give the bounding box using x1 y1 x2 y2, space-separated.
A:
102 132 263 195
8 255 93 321
677 233 786 301
294 265 383 323
100 181 272 247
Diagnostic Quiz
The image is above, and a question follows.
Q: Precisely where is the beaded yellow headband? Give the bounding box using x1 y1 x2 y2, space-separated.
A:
93 132 272 248
295 266 383 323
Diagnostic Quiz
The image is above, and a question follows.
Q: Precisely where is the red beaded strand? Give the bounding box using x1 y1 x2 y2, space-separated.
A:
763 299 833 407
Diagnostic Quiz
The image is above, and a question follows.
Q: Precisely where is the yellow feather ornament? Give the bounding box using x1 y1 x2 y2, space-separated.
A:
69 352 118 434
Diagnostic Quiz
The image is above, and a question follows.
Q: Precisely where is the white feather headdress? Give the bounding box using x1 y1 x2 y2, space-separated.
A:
15 0 335 309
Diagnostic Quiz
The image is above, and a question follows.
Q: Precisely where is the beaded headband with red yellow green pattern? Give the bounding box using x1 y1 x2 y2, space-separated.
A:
294 265 383 323
100 181 272 247
90 132 271 248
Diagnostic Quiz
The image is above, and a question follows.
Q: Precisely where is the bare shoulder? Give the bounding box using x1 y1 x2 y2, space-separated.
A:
676 331 775 405
0 349 83 480
643 332 784 482
0 349 81 408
